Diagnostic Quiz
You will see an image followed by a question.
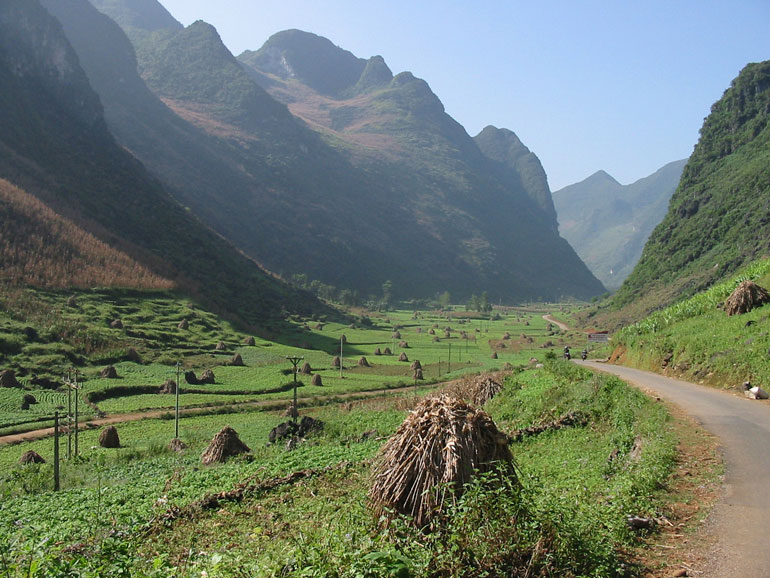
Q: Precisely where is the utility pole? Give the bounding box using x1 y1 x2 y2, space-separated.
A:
53 411 60 491
66 371 72 459
73 369 79 457
286 356 303 423
448 343 452 374
340 337 344 379
174 361 181 440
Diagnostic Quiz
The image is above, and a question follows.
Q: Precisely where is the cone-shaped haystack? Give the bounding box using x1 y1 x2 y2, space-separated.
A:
230 353 245 366
300 362 312 375
243 336 256 346
369 396 515 528
169 438 187 452
399 341 409 348
332 356 341 368
490 352 498 359
374 347 382 356
99 425 120 448
158 379 177 394
311 373 323 386
215 341 227 351
392 331 401 339
0 369 19 388
428 328 436 335
126 347 143 364
414 368 424 380
284 404 299 418
383 347 392 355
201 426 251 464
19 450 45 464
340 334 347 344
100 366 119 379
725 280 770 315
471 375 503 406
110 319 123 329
358 356 371 367
398 352 409 362
199 369 216 384
178 319 189 330
410 360 422 370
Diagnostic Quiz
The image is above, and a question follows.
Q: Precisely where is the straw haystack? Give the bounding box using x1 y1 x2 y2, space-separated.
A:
358 357 371 367
158 379 177 394
0 369 19 388
184 371 199 385
178 319 189 330
428 328 436 335
410 360 422 370
100 366 119 379
243 336 256 346
470 375 503 406
399 341 409 348
230 353 245 366
300 362 312 375
169 438 187 452
416 327 422 334
201 426 250 464
332 356 341 368
725 280 770 315
215 341 227 351
311 374 323 386
199 369 216 384
374 347 382 356
432 336 441 343
398 352 409 362
383 347 392 355
414 368 424 380
99 425 120 448
19 450 45 465
369 396 515 528
110 319 123 329
67 295 77 307
392 331 401 339
284 404 299 418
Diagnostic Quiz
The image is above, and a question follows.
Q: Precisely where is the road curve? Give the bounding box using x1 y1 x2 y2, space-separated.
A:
542 314 570 332
580 361 770 577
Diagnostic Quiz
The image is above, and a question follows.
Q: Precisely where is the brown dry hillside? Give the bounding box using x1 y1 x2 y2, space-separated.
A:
0 178 173 290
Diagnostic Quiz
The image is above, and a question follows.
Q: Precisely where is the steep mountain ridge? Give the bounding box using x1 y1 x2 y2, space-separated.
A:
611 60 770 311
553 160 686 289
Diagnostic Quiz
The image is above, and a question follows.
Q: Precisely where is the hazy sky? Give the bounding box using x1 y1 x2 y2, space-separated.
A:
158 0 768 190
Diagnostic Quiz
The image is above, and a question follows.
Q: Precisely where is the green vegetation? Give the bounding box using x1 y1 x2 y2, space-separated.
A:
0 360 678 577
614 257 770 388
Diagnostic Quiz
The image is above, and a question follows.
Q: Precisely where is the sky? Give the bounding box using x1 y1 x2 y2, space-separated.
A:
158 0 769 191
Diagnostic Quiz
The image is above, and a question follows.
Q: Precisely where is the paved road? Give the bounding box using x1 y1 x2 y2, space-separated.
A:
581 361 770 577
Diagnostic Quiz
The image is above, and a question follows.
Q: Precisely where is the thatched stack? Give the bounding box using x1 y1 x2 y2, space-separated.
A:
201 426 250 464
300 362 312 375
178 319 189 330
369 395 515 528
725 280 770 315
410 360 422 370
358 357 371 367
284 404 299 418
99 425 120 448
332 356 341 368
22 393 37 405
184 371 199 385
470 375 503 406
230 353 245 366
398 352 409 362
215 341 227 351
503 332 511 340
392 331 402 339
199 369 216 384
490 352 498 359
243 336 256 346
19 450 45 465
169 438 187 452
374 347 382 356
416 327 422 334
311 374 323 386
414 368 424 380
110 319 123 329
100 366 119 379
158 379 177 394
67 295 77 307
0 369 19 388
428 328 436 335
383 347 392 355
126 347 143 364
399 341 409 348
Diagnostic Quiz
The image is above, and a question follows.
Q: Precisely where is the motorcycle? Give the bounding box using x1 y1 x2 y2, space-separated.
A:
581 350 587 360
563 349 571 360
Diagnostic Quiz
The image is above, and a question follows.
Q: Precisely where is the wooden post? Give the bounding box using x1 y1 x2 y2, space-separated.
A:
53 411 60 491
73 371 79 457
174 361 181 440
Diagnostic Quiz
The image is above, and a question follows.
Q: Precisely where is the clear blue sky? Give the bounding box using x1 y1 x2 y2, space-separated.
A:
159 0 768 190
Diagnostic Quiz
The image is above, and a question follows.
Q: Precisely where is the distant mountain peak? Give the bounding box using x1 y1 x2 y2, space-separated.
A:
88 0 182 32
586 169 621 186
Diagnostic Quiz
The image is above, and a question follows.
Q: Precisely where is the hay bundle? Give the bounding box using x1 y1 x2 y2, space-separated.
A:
19 450 45 465
470 375 503 406
369 396 515 528
201 426 250 464
215 341 227 351
311 374 323 386
725 280 770 315
490 352 498 359
433 336 441 343
158 379 177 394
22 393 37 405
314 323 324 331
428 328 436 335
416 327 422 334
230 353 245 366
358 357 371 367
0 369 19 388
199 369 216 384
126 347 143 364
399 341 409 348
178 319 189 330
243 336 256 346
383 347 392 355
410 360 422 370
67 295 77 307
414 368 424 380
100 366 119 379
300 362 312 375
110 319 123 329
503 332 511 340
184 371 199 385
374 347 382 356
332 356 341 368
284 404 299 418
444 330 451 339
169 438 187 452
399 352 409 362
392 331 401 339
99 425 120 448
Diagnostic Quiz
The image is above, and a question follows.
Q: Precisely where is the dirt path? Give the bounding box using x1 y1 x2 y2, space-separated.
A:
0 383 429 446
542 314 570 332
581 360 770 577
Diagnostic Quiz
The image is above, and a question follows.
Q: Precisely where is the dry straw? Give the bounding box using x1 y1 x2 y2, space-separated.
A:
725 280 770 315
201 426 250 464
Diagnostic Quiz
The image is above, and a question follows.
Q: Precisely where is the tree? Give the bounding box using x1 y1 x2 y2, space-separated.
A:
468 293 480 312
480 291 491 312
381 280 393 310
438 291 451 309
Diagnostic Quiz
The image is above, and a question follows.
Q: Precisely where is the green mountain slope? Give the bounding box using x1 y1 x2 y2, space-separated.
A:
0 0 318 328
612 61 770 310
553 160 686 289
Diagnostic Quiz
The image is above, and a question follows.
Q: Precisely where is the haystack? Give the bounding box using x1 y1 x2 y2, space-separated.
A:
490 352 498 359
374 347 382 356
100 365 119 379
300 362 312 375
383 347 392 355
22 393 37 405
126 347 142 364
399 341 409 348
215 341 227 351
99 425 120 448
414 368 424 380
369 395 515 528
201 426 250 464
19 450 45 465
416 327 422 334
66 295 77 307
0 369 19 388
410 360 422 370
332 356 341 368
725 280 770 316
243 336 256 346
358 357 371 367
169 438 187 452
158 379 177 394
433 336 441 343
503 332 511 340
110 319 123 329
428 328 436 335
184 371 199 385
199 369 216 384
284 404 299 418
392 331 402 339
470 375 503 406
178 319 189 330
311 374 323 386
230 353 245 366
398 352 409 362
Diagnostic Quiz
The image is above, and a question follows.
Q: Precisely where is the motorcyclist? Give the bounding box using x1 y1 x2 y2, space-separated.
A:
563 345 571 360
581 349 588 360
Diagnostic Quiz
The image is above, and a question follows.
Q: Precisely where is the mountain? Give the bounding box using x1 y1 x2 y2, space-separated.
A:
553 160 686 289
76 3 603 302
0 0 318 329
611 60 770 311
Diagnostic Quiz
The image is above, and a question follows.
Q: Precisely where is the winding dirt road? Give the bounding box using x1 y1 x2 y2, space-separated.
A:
581 361 770 577
542 314 570 331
